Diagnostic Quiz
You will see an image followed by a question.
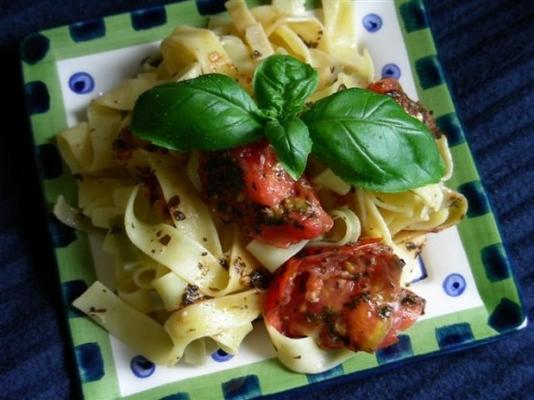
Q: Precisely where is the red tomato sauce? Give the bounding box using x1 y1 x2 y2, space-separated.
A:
199 140 333 248
264 239 425 351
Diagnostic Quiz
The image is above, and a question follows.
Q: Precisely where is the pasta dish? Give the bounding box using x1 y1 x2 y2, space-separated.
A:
55 0 467 374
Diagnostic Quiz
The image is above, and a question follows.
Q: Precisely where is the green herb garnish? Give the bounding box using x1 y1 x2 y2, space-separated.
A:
131 73 263 151
302 88 445 192
131 55 444 191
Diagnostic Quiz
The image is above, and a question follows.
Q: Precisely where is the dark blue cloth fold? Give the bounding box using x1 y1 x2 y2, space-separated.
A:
0 0 532 399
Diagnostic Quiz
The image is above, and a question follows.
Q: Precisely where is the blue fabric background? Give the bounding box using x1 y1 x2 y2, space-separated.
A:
0 0 532 399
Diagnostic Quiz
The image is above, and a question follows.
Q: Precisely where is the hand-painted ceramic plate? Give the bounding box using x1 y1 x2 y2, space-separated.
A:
21 0 527 399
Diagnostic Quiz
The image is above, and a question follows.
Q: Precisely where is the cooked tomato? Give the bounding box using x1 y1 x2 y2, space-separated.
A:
264 239 425 351
198 140 333 248
368 78 442 139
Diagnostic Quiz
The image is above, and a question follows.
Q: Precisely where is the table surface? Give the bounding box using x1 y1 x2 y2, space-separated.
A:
0 0 532 399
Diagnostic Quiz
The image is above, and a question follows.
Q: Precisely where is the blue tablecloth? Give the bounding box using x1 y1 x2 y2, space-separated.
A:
1 0 532 399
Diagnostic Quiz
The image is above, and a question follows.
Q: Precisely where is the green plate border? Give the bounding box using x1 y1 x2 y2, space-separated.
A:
20 0 526 399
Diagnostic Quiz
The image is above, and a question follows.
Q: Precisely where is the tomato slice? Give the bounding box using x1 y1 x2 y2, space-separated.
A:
199 140 333 248
264 239 426 352
232 139 294 207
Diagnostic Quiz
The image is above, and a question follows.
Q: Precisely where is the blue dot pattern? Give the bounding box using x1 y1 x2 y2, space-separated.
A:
362 14 383 33
415 55 444 89
61 280 88 317
381 63 401 79
435 323 474 350
435 113 465 146
196 0 227 15
21 33 50 64
458 181 490 218
69 72 95 94
399 0 428 33
211 348 234 362
160 394 191 400
222 375 261 400
442 273 466 297
25 81 50 114
130 355 156 378
376 335 413 364
48 212 77 248
481 244 511 282
75 343 105 383
70 19 106 42
488 298 524 333
306 365 344 384
36 144 62 179
131 6 167 30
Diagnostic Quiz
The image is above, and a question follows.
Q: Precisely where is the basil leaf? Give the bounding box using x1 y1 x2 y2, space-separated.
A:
264 117 312 180
302 88 445 192
131 74 263 151
253 55 318 118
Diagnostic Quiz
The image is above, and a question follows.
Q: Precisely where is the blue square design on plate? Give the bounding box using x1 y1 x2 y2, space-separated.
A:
62 280 88 317
21 33 50 64
222 375 261 400
399 0 428 33
306 365 344 384
36 143 62 179
75 342 105 383
457 181 490 218
160 394 190 400
488 298 524 333
70 19 106 42
48 212 77 248
376 335 413 364
436 113 465 146
481 243 511 282
415 55 444 89
435 323 474 350
25 81 50 114
197 0 227 15
131 6 167 30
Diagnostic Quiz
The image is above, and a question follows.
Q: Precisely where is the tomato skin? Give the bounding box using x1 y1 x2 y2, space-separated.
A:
264 239 426 352
231 140 294 207
368 78 401 95
199 140 333 248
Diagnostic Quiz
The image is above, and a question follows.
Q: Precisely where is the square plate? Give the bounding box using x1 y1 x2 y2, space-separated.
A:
21 0 527 399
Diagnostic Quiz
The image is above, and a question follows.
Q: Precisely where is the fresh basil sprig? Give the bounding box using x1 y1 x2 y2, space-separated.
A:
131 55 445 191
264 117 312 180
132 74 263 151
253 55 318 119
253 55 317 179
302 88 445 192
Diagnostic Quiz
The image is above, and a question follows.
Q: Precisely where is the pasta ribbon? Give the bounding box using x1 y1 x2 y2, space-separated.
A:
161 26 238 78
308 208 361 248
73 281 176 365
149 153 222 256
265 322 353 374
247 239 308 273
94 73 160 111
125 185 229 296
165 289 263 359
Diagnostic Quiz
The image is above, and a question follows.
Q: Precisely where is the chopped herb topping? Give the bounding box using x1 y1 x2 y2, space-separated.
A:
159 234 171 246
182 284 202 306
173 210 186 221
378 305 393 319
